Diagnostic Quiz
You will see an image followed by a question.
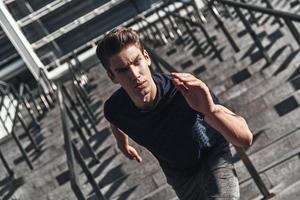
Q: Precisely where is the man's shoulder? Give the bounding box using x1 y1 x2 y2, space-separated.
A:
104 88 128 122
153 73 177 96
153 73 172 83
105 88 127 108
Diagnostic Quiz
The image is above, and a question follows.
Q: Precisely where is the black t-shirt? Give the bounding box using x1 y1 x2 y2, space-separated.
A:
104 73 227 175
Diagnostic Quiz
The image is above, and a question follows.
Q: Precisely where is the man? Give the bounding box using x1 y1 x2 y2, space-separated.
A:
96 26 253 199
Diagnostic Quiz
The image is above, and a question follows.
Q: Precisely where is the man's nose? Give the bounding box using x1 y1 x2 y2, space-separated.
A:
128 66 140 80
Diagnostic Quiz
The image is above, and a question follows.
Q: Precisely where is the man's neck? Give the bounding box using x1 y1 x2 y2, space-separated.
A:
134 80 157 110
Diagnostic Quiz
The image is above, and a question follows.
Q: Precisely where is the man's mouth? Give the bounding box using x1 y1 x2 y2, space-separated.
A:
135 80 147 90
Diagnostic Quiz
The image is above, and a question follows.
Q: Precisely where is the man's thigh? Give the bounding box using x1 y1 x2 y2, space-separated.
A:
165 144 240 200
204 144 240 200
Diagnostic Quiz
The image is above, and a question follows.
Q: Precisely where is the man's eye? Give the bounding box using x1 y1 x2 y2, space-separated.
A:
134 58 141 65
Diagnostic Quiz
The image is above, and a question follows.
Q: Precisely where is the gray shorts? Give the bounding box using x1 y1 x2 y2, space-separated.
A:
165 143 240 200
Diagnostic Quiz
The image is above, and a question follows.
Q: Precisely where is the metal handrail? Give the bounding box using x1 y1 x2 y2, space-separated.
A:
58 84 86 200
213 0 300 47
67 58 101 140
61 85 99 161
206 3 240 52
58 84 106 200
214 0 300 22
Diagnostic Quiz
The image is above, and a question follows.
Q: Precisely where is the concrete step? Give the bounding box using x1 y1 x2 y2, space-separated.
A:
224 65 299 108
139 183 177 200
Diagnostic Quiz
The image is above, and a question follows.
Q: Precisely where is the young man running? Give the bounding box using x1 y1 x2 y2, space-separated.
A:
96 26 252 199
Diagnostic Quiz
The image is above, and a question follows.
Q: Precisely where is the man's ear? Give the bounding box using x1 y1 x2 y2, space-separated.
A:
143 49 151 66
107 70 119 84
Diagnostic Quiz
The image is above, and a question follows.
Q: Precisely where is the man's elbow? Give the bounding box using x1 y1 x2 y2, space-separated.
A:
238 131 253 148
239 118 253 148
244 133 253 147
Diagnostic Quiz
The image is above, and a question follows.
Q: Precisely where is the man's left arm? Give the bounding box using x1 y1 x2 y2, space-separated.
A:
204 104 253 147
171 72 253 148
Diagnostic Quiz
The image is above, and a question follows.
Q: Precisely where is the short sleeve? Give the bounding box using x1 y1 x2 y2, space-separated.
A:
103 100 114 124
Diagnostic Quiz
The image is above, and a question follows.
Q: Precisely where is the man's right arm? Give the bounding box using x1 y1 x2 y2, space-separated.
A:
110 123 142 162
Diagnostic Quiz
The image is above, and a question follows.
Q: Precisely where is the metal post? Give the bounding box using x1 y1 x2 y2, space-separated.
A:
22 96 39 124
143 22 155 42
68 63 89 102
283 19 300 48
182 20 205 56
156 9 174 40
11 130 34 170
171 2 191 45
72 142 106 200
163 6 184 42
240 0 259 26
0 148 14 177
149 22 164 45
182 2 195 22
195 18 223 61
9 96 34 170
137 21 149 40
62 85 93 137
171 12 223 61
38 85 50 111
234 7 272 64
23 84 43 117
235 147 275 199
73 85 99 134
190 0 207 24
17 112 40 152
19 84 39 125
64 102 99 163
152 22 168 45
58 85 85 200
74 85 97 122
73 80 89 104
73 83 95 121
210 5 240 52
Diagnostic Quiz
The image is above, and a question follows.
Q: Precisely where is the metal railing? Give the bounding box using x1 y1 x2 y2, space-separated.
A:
212 0 300 63
52 52 112 199
1 46 105 197
0 67 56 177
0 82 41 171
57 82 106 200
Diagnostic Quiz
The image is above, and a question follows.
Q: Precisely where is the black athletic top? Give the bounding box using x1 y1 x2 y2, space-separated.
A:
104 73 227 176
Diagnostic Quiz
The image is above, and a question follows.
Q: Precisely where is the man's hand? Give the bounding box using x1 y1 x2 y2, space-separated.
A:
171 72 253 147
171 72 215 115
118 144 142 163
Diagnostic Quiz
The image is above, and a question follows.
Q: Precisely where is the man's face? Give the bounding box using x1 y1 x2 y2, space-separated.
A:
108 45 156 107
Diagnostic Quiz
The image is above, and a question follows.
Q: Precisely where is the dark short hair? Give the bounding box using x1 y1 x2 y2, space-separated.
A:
96 26 144 70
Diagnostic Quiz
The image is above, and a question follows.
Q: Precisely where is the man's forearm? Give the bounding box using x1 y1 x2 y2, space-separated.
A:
204 104 253 148
111 124 129 147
